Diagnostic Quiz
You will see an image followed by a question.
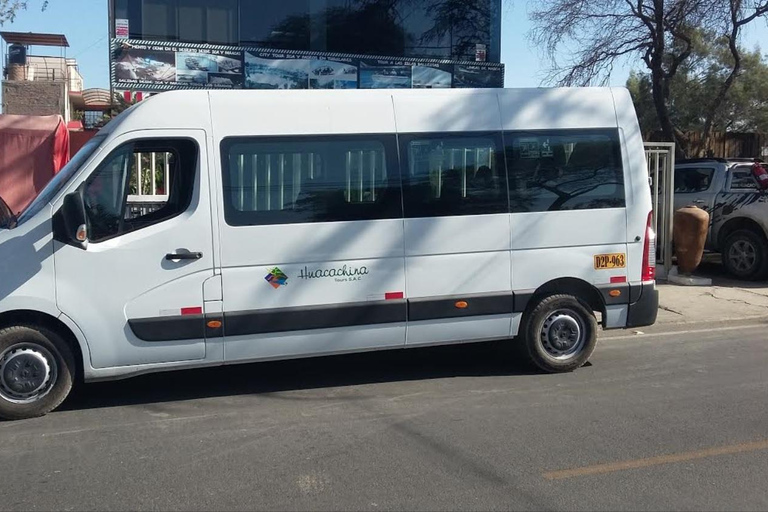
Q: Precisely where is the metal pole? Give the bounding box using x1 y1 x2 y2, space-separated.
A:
345 152 352 202
370 150 376 202
164 153 170 196
151 152 157 196
279 154 285 210
652 151 660 241
358 150 364 202
253 154 259 210
238 154 245 210
137 152 143 196
665 146 676 275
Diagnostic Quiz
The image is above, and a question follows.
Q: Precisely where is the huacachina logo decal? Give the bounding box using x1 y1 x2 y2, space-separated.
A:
264 267 288 289
299 264 369 283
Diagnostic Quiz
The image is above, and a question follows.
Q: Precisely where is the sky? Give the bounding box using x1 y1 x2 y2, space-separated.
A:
0 0 765 96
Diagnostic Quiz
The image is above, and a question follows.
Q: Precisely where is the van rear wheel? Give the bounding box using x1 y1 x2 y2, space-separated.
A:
519 294 598 373
0 325 75 421
722 229 768 281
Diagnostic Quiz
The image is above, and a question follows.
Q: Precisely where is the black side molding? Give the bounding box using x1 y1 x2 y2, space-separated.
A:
128 292 525 342
224 300 407 336
128 315 206 342
408 292 514 322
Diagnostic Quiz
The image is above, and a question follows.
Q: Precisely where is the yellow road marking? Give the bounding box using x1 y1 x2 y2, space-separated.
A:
543 440 768 481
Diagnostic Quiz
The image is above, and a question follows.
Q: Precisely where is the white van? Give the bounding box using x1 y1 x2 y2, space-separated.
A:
0 88 658 420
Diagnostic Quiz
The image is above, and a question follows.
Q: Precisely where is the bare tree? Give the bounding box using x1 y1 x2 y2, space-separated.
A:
697 0 768 155
0 0 48 25
530 0 768 157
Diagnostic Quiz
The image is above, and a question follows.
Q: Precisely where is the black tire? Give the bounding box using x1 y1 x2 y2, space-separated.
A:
0 325 75 421
518 294 598 373
721 229 768 281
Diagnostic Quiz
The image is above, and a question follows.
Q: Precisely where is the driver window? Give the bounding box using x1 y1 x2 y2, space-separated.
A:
83 139 197 242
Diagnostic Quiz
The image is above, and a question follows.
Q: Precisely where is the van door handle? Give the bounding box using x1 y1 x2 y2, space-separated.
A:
165 252 203 261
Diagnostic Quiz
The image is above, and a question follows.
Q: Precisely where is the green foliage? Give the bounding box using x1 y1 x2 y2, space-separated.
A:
0 0 48 25
628 32 768 135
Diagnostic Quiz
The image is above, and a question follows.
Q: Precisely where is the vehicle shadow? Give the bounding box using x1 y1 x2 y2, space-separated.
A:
693 253 768 288
61 340 541 412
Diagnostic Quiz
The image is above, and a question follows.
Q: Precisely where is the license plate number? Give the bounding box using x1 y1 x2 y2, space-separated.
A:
594 253 626 269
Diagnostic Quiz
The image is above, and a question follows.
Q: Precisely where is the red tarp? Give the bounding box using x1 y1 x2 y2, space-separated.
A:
69 130 99 158
0 114 70 214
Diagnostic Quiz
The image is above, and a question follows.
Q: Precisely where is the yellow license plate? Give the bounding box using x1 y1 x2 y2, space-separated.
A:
594 253 626 270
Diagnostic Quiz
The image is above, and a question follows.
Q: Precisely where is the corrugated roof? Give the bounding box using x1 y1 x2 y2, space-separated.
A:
0 31 69 47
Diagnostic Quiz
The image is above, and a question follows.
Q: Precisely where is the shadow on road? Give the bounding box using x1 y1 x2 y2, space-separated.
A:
61 340 540 413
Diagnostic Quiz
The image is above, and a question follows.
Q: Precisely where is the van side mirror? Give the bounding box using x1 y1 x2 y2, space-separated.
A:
53 190 88 249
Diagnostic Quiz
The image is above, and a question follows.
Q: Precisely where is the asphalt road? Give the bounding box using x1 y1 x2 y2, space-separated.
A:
1 322 767 511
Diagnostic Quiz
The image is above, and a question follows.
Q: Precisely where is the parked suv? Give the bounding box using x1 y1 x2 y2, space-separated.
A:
674 158 768 280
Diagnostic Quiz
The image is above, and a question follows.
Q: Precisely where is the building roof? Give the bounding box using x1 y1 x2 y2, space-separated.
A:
70 88 113 111
0 31 69 47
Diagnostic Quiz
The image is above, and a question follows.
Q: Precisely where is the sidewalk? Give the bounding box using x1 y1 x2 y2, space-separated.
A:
657 282 768 325
654 258 768 326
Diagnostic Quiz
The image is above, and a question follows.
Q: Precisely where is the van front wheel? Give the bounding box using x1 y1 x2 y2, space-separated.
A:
0 326 75 421
520 294 598 373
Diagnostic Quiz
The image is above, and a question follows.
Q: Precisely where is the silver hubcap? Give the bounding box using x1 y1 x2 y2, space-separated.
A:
0 344 57 404
541 310 585 360
729 240 757 273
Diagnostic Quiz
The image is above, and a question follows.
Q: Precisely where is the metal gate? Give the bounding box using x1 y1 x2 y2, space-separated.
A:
645 143 675 277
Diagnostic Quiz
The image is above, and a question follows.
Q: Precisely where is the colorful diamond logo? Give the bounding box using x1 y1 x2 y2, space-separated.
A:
265 267 288 289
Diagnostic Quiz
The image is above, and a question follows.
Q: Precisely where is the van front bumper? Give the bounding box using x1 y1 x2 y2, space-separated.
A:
626 282 659 328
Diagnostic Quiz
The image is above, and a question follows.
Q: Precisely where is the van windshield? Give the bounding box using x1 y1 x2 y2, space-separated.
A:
15 135 106 227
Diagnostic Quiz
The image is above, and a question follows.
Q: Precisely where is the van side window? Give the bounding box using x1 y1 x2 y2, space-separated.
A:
221 135 402 225
83 139 197 242
505 130 625 212
401 134 507 218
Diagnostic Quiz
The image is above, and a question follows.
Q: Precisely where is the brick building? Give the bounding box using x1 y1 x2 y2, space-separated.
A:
1 32 111 127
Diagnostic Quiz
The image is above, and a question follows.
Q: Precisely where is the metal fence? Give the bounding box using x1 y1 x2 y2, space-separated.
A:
126 151 171 219
644 143 675 277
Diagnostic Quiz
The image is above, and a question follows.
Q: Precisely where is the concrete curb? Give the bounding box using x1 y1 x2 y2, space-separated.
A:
601 316 768 339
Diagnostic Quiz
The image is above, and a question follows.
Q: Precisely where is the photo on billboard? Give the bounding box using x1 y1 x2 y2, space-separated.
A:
176 52 219 74
176 70 208 86
310 60 358 89
245 52 309 90
359 64 412 89
115 47 176 84
208 73 245 89
412 65 452 89
453 65 503 88
215 55 243 75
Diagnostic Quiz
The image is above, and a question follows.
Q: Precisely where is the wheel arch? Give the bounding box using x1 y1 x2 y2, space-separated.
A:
0 310 85 381
717 216 768 250
526 277 604 319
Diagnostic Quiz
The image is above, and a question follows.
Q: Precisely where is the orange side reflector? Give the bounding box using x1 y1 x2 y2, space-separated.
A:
455 301 469 309
207 320 223 329
609 290 622 298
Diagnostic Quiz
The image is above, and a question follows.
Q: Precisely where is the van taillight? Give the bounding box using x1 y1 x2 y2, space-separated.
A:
642 212 656 282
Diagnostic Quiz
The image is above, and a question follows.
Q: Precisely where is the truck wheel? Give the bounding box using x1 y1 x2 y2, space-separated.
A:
722 230 768 281
519 294 598 373
0 326 75 421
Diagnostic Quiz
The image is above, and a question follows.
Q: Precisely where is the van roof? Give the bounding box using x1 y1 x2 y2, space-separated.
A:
102 87 629 139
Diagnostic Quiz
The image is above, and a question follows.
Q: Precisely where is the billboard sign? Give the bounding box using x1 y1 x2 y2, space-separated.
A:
111 40 504 92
